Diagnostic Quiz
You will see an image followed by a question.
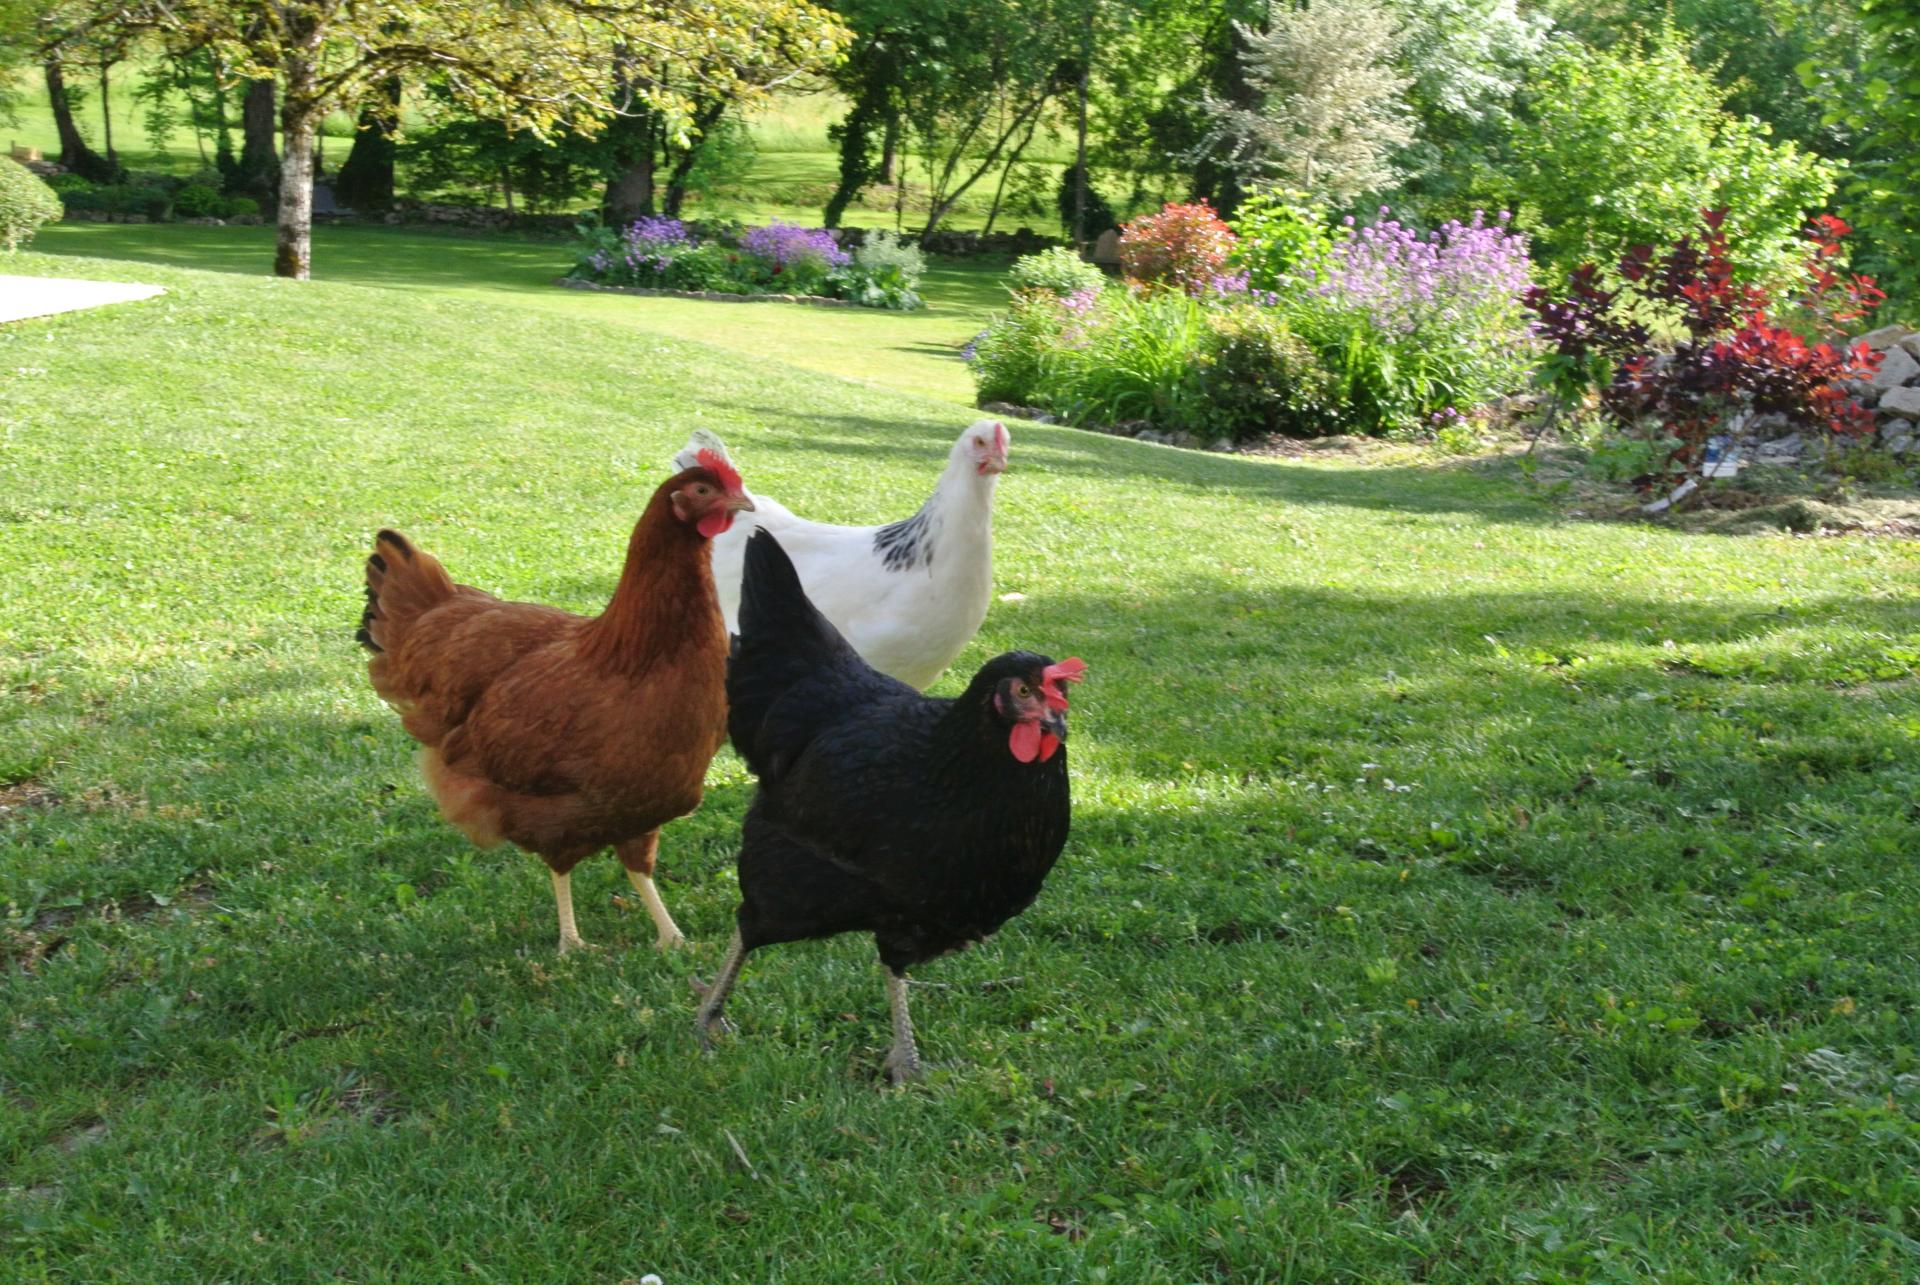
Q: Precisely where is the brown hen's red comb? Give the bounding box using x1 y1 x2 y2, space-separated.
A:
1040 657 1087 711
697 447 744 496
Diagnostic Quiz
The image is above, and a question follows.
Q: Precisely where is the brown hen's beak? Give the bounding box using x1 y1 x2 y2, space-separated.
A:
727 494 756 513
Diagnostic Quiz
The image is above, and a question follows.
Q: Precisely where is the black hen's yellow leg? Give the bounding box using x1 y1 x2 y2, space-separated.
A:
691 930 746 1049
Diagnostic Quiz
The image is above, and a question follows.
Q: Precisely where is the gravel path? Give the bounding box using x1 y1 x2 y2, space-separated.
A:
0 274 165 324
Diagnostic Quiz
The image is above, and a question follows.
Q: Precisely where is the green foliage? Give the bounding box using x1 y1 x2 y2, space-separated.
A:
0 156 59 249
666 243 760 293
1226 189 1341 291
1515 30 1838 289
966 289 1067 405
172 181 223 218
1816 0 1920 310
1008 245 1105 296
836 228 925 310
1042 288 1213 431
1197 303 1337 439
221 194 259 219
1056 161 1118 240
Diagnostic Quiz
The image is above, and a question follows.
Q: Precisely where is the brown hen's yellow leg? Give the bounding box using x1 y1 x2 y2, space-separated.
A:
617 833 685 951
550 868 592 956
625 867 686 951
881 969 922 1086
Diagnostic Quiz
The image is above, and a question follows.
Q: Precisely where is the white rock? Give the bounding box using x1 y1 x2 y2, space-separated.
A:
1900 333 1920 362
1885 433 1915 455
1859 323 1913 351
1869 344 1920 391
1879 386 1920 418
1880 418 1915 437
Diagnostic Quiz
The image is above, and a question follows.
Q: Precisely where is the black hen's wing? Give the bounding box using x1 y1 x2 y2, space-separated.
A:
728 529 917 785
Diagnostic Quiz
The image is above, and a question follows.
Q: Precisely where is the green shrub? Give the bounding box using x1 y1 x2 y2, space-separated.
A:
1008 246 1106 297
221 195 260 220
838 229 925 309
1197 305 1338 439
1042 289 1212 433
174 182 224 218
1515 29 1836 290
665 243 759 293
1227 191 1342 292
43 172 91 194
0 160 63 250
966 291 1072 406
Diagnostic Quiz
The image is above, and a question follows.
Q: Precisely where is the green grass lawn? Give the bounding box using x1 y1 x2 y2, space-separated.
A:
28 223 1005 402
4 235 1920 1280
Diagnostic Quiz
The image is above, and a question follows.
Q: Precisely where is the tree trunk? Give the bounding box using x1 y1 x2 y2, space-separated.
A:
1073 5 1090 248
334 77 400 212
44 59 114 181
878 116 898 185
662 100 726 218
98 62 116 165
603 107 658 224
276 101 317 280
237 77 280 204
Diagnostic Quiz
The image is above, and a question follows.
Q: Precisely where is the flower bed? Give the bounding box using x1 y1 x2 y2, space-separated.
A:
966 196 1540 444
567 217 926 310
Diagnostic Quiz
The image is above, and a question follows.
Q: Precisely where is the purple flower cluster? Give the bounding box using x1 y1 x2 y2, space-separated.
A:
622 215 693 278
738 221 850 271
1307 209 1532 339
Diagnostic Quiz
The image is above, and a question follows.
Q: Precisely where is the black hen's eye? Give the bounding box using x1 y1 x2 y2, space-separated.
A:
1014 682 1032 700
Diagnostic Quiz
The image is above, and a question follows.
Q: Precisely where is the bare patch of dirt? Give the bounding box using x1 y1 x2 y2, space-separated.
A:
0 778 59 815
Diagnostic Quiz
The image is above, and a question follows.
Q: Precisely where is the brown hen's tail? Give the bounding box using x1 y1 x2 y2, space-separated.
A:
358 528 456 653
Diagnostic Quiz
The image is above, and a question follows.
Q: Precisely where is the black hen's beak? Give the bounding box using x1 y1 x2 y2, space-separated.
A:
1041 708 1068 744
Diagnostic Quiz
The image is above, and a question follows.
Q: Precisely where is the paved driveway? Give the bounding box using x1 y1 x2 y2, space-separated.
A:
0 274 165 324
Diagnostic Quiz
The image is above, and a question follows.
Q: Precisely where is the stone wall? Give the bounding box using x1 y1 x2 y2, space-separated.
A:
1849 324 1920 454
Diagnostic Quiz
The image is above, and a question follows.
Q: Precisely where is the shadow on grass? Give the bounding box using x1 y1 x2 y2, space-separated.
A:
711 402 1553 522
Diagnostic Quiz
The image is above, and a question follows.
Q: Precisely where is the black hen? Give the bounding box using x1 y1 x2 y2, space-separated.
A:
696 529 1085 1083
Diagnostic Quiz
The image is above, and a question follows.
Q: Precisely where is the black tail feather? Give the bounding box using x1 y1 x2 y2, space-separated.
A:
728 530 871 775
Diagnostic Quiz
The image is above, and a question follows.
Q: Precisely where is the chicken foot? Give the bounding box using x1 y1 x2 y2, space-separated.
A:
881 969 923 1086
625 868 686 950
617 834 685 950
549 868 594 956
690 929 747 1050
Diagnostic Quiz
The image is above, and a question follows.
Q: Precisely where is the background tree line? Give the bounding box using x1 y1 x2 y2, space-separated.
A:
1 0 1913 299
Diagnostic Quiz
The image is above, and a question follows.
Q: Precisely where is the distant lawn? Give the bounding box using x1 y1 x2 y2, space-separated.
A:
29 222 1007 402
3 245 1919 1279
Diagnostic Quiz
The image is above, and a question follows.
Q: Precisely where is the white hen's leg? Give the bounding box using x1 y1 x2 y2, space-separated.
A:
550 868 591 956
881 968 922 1086
691 930 747 1050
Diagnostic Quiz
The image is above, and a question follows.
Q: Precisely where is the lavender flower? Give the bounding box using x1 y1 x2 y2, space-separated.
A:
621 216 693 281
738 221 850 272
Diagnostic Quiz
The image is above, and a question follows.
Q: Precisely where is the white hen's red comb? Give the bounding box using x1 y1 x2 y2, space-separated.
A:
696 447 744 496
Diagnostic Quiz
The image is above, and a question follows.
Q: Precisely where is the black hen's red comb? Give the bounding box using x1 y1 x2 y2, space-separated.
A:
696 447 744 496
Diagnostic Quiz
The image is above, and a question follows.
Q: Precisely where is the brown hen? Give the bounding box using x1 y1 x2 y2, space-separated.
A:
357 457 751 954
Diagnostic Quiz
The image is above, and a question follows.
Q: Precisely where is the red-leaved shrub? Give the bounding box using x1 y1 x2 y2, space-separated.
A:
1525 209 1885 484
1119 201 1238 297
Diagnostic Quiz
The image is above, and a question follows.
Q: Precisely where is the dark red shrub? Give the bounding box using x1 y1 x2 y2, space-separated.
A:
1525 209 1885 483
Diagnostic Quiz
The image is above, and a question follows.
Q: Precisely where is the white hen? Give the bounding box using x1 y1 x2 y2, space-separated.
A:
672 420 1009 690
